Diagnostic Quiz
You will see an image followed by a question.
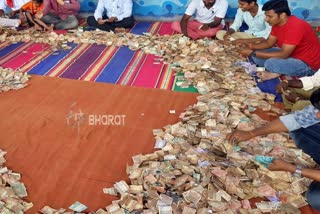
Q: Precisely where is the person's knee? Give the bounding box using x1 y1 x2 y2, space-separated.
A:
171 21 181 32
125 17 134 28
41 15 53 24
87 16 96 26
307 182 320 210
55 20 78 30
264 58 279 73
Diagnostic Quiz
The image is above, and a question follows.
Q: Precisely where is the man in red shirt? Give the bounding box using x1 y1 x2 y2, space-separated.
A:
35 0 80 30
239 0 320 81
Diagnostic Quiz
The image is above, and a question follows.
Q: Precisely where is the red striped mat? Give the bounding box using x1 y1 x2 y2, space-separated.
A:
0 22 177 90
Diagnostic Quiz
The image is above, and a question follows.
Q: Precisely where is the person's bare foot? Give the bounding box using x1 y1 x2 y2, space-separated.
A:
114 27 126 33
257 71 280 81
45 24 54 32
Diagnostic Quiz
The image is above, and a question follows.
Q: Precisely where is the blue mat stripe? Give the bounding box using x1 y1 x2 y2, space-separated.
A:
0 42 24 58
130 22 153 35
95 47 135 83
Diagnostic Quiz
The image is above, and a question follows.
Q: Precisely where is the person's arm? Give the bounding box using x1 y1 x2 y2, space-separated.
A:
181 0 196 37
277 70 320 93
227 105 320 144
268 160 320 182
93 0 105 21
250 34 276 50
276 79 303 94
300 168 320 181
116 0 132 21
226 118 288 144
207 16 223 28
180 14 191 37
239 35 277 57
253 43 295 59
25 11 38 25
235 37 265 45
240 36 294 58
285 79 303 88
226 8 243 38
209 0 228 29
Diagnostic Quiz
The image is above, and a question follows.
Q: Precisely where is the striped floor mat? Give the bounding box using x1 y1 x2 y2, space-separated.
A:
0 22 198 92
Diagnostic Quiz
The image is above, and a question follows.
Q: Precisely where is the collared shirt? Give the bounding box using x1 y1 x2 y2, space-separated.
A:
185 0 228 25
299 69 320 91
42 0 80 20
280 105 320 132
0 0 29 12
94 0 132 22
230 4 271 39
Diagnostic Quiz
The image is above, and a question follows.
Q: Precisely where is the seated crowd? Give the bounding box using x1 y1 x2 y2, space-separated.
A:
0 0 319 210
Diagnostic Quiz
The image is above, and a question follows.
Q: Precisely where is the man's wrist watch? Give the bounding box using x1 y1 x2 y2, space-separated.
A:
293 165 303 177
250 50 256 57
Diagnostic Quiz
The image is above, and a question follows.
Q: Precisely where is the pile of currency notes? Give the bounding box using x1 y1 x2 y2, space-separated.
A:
0 67 30 92
0 28 316 213
0 149 33 213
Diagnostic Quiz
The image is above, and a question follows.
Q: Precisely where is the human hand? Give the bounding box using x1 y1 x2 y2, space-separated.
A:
98 18 107 25
57 0 64 5
285 92 300 103
234 39 249 48
106 17 117 23
239 48 253 57
268 159 295 172
226 130 254 144
234 39 243 45
276 81 289 93
200 24 210 31
223 33 231 41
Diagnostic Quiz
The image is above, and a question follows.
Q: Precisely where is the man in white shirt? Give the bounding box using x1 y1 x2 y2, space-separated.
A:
86 0 134 32
171 0 228 40
276 69 320 111
216 0 271 43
